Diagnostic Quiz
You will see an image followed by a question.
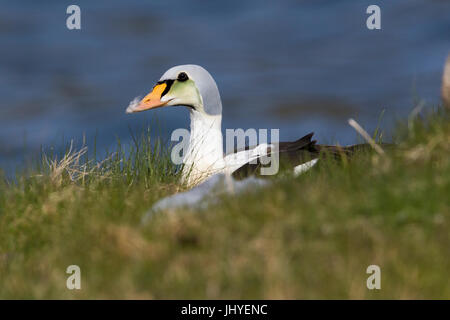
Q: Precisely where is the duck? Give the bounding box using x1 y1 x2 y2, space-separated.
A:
126 64 370 187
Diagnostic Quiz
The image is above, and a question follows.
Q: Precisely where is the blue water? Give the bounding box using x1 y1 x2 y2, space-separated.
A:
1 0 449 173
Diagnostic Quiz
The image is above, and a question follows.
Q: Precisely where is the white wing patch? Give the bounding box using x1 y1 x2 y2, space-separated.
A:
293 158 319 177
223 143 272 174
224 145 319 177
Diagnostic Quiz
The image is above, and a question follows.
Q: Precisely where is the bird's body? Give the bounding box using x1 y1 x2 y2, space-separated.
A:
127 64 370 187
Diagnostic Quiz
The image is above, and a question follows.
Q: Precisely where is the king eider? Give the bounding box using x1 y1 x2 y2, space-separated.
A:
126 64 371 187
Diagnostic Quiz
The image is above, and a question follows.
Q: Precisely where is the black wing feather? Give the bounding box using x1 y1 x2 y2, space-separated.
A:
231 132 376 180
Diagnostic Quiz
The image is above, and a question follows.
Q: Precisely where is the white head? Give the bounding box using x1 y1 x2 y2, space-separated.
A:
126 64 222 116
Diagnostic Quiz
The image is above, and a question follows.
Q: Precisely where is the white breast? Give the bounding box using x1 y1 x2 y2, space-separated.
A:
181 110 225 186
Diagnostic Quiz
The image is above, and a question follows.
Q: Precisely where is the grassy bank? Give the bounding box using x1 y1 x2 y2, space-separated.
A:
0 107 449 299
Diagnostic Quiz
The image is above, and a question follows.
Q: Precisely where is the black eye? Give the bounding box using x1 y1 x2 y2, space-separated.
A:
177 72 188 82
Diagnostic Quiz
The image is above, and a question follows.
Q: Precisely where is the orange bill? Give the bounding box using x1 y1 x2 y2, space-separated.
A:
127 83 168 113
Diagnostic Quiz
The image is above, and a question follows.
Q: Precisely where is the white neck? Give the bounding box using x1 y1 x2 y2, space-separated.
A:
182 109 225 185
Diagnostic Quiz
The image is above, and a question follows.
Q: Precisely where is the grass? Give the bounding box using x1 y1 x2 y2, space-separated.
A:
0 107 449 299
